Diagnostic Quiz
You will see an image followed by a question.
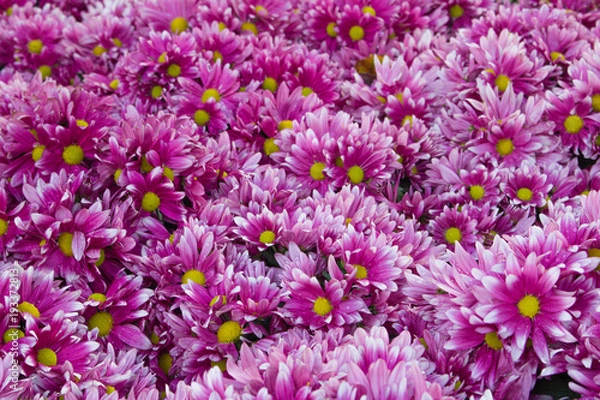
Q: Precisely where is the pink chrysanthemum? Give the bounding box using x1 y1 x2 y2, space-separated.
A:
125 168 186 222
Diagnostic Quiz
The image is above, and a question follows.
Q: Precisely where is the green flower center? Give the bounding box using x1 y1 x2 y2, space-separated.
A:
496 138 514 156
516 187 533 202
449 4 464 18
347 165 365 184
167 64 181 78
362 6 376 16
141 192 161 212
37 348 57 367
170 17 188 33
313 297 333 316
93 45 106 57
217 321 242 343
301 87 313 97
0 218 8 236
310 162 326 181
88 293 107 303
564 115 583 134
151 85 163 99
263 138 279 156
262 77 278 92
484 332 503 350
202 88 221 103
58 232 74 257
326 22 337 38
158 352 172 375
444 227 462 245
259 230 276 244
88 311 114 337
18 301 40 318
495 74 510 92
194 109 211 126
32 144 45 161
592 94 600 112
28 39 43 54
182 269 206 286
62 145 84 165
349 25 365 41
354 264 368 279
469 185 485 200
517 294 540 318
3 328 24 344
39 65 52 79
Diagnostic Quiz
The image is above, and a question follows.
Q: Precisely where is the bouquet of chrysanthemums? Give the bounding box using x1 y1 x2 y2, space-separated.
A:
2 0 600 398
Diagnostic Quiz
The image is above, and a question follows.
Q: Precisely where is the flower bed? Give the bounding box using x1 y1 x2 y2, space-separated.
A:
1 0 600 399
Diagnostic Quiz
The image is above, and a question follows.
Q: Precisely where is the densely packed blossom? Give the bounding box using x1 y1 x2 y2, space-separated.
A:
2 0 600 399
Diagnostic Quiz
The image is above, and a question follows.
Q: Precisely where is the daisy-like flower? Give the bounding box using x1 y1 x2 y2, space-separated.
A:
84 274 153 351
193 21 253 66
545 88 600 156
282 269 365 330
125 168 186 222
500 162 552 209
22 311 99 393
429 205 479 251
337 4 385 48
138 0 200 36
304 0 340 51
233 206 287 253
475 252 577 364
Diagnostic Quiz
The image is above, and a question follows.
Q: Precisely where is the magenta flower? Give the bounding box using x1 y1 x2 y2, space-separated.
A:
125 168 186 222
475 253 577 364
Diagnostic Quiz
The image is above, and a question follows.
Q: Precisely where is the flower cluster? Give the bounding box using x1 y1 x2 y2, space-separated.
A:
1 0 600 399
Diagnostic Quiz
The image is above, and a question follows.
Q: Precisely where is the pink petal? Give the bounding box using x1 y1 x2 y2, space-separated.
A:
114 324 152 350
72 231 86 261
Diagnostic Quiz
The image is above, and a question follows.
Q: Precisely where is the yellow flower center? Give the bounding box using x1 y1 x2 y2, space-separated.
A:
241 22 258 35
354 264 368 279
163 166 175 181
151 85 163 99
495 74 510 92
39 65 52 79
484 332 503 350
347 165 365 184
0 218 8 236
18 301 40 318
217 321 242 343
588 248 600 257
109 79 119 90
564 115 584 134
496 138 514 156
516 187 533 202
517 294 540 318
278 120 293 130
194 109 210 126
182 269 206 286
310 162 326 181
114 168 122 182
106 386 116 394
94 248 106 266
88 293 107 303
141 192 161 212
3 328 25 344
76 119 89 127
167 64 181 78
28 39 43 54
362 6 376 16
201 88 221 103
301 87 314 96
259 230 276 244
211 359 227 372
158 52 167 63
402 115 413 127
262 77 278 92
263 138 279 156
592 94 600 112
550 51 564 62
112 38 122 47
62 145 84 165
140 155 153 173
213 50 223 62
150 332 160 345
170 17 188 33
326 22 337 38
58 232 74 257
313 297 333 316
88 311 114 337
255 5 267 15
444 227 462 244
449 4 464 18
349 25 365 41
217 22 226 31
469 185 485 200
158 352 172 375
93 45 106 57
210 295 226 307
37 348 57 367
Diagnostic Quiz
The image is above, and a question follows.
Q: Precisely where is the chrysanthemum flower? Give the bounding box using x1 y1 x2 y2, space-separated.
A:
282 269 365 330
304 0 340 51
193 21 253 65
500 162 552 208
337 4 385 48
475 252 577 363
138 0 200 35
125 168 186 222
84 274 153 350
430 205 480 251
